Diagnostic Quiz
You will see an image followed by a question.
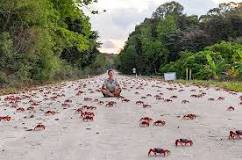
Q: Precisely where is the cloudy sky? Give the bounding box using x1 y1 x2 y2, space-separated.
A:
86 0 242 54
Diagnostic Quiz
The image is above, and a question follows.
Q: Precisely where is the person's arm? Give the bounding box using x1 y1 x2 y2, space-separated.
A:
102 80 107 89
115 80 121 89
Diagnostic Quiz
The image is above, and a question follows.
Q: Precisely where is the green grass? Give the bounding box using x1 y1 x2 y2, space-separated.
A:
121 73 242 92
177 80 242 92
0 74 97 96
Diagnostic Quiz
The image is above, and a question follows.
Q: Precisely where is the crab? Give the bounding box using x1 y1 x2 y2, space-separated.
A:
156 97 164 100
190 94 199 98
16 107 25 112
218 97 225 101
227 106 235 111
140 117 153 122
64 99 72 103
183 114 197 120
76 90 84 96
34 123 46 131
229 130 242 140
143 104 151 108
62 103 71 108
181 100 190 104
175 139 193 146
88 106 97 110
75 108 83 114
45 110 56 116
0 115 11 122
105 101 117 107
82 115 94 122
164 99 172 102
27 106 35 111
81 111 95 118
122 98 130 102
139 121 150 127
136 100 144 105
167 87 176 91
82 105 96 110
50 96 58 100
31 102 39 106
153 120 166 126
98 101 104 105
148 148 170 157
93 99 99 102
170 95 178 99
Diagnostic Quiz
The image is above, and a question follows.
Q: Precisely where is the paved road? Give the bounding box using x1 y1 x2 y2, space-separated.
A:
0 74 242 160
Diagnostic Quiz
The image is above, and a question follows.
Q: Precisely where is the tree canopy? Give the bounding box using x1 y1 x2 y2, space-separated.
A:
0 0 108 86
116 1 242 80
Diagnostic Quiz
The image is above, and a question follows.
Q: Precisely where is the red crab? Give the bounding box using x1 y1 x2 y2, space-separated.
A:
229 130 242 140
139 121 150 127
62 103 71 108
34 123 46 131
218 97 225 101
175 139 193 146
81 111 95 118
27 106 35 111
75 108 83 114
181 100 190 104
64 99 72 103
227 106 235 111
0 115 11 122
148 148 170 157
153 120 166 126
45 110 56 116
156 97 164 100
82 115 94 122
164 99 172 102
122 98 130 102
183 114 197 120
16 107 25 112
105 101 116 107
76 90 84 96
143 104 151 108
136 101 144 105
170 95 178 99
98 100 104 105
140 117 153 122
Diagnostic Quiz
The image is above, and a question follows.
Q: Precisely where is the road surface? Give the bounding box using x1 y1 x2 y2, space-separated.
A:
0 73 242 160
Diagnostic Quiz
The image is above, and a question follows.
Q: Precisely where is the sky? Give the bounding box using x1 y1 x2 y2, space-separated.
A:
86 0 242 54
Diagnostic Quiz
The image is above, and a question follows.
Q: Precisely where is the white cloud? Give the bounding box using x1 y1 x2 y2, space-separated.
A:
86 0 241 54
213 0 242 3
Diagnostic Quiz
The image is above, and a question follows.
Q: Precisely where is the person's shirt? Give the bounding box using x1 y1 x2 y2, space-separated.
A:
103 78 119 92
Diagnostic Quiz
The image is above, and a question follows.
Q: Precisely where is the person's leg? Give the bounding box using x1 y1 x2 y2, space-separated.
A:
101 88 114 97
114 87 121 97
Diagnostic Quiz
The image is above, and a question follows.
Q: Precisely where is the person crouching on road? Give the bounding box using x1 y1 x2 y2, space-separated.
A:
101 69 121 97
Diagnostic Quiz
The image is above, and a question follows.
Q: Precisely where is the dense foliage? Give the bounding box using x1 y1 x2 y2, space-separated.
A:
0 0 108 87
116 1 242 80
